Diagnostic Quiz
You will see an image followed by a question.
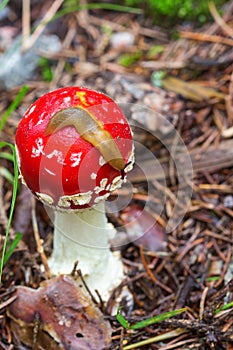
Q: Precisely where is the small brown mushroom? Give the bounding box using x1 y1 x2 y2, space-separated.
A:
7 275 112 350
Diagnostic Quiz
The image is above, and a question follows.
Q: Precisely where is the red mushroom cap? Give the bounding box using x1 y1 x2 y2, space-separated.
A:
15 87 133 210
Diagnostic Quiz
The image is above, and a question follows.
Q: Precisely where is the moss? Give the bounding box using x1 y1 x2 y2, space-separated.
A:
123 0 227 25
118 51 143 67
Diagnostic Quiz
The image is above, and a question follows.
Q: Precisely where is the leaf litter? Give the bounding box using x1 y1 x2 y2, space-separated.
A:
0 1 233 349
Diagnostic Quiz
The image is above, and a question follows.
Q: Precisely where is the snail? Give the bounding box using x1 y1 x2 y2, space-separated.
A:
45 107 127 176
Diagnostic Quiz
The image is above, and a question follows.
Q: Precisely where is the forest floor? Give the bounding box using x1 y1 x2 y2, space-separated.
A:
0 1 233 349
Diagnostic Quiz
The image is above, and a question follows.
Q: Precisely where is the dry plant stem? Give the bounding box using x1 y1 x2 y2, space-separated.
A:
169 128 180 187
31 197 51 279
225 71 233 125
139 245 172 294
140 61 186 70
76 269 99 305
203 230 232 244
76 0 98 40
23 0 65 51
207 0 233 35
139 244 157 283
177 238 204 263
51 21 77 87
158 337 199 350
0 295 17 311
22 0 31 52
214 247 232 288
49 201 125 301
179 31 233 47
199 287 209 320
89 14 168 41
209 2 233 37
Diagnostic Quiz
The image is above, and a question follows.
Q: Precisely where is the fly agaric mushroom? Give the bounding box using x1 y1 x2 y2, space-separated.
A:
15 86 134 300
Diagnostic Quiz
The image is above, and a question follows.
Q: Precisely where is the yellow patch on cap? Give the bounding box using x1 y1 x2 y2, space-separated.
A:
75 91 89 107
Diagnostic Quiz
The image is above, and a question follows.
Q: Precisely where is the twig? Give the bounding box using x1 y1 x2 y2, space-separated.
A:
212 238 228 262
152 179 177 204
159 337 198 350
51 18 77 87
23 0 65 51
0 294 17 311
201 129 219 151
169 121 181 187
31 197 51 279
203 230 232 244
22 0 31 52
139 245 172 294
89 14 168 41
179 31 233 47
119 326 124 350
209 2 233 38
94 288 105 311
76 0 98 40
214 247 232 288
71 260 79 277
198 183 232 192
76 269 99 305
225 71 233 125
199 287 209 320
176 237 204 263
207 0 233 35
140 61 186 70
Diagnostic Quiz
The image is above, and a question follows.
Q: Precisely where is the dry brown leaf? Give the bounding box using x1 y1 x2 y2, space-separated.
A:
161 76 225 101
7 275 112 350
120 204 166 251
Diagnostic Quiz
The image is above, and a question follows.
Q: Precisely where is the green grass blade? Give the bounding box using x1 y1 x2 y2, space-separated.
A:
54 2 141 20
0 152 14 162
0 166 14 184
3 232 22 265
117 307 186 330
0 142 19 283
0 0 10 12
130 308 186 330
215 301 233 315
117 307 131 329
0 85 29 132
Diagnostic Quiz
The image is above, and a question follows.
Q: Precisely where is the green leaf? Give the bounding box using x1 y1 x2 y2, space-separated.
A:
148 45 164 58
118 51 142 67
117 307 186 330
116 307 130 329
39 57 53 82
3 232 22 265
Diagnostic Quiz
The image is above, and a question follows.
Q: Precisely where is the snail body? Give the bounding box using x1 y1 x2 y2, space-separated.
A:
45 107 125 171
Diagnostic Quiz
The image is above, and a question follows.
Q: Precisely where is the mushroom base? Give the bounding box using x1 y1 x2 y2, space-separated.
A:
48 202 125 301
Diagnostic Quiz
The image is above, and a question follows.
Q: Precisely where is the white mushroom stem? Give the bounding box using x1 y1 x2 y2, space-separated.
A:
48 202 124 301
